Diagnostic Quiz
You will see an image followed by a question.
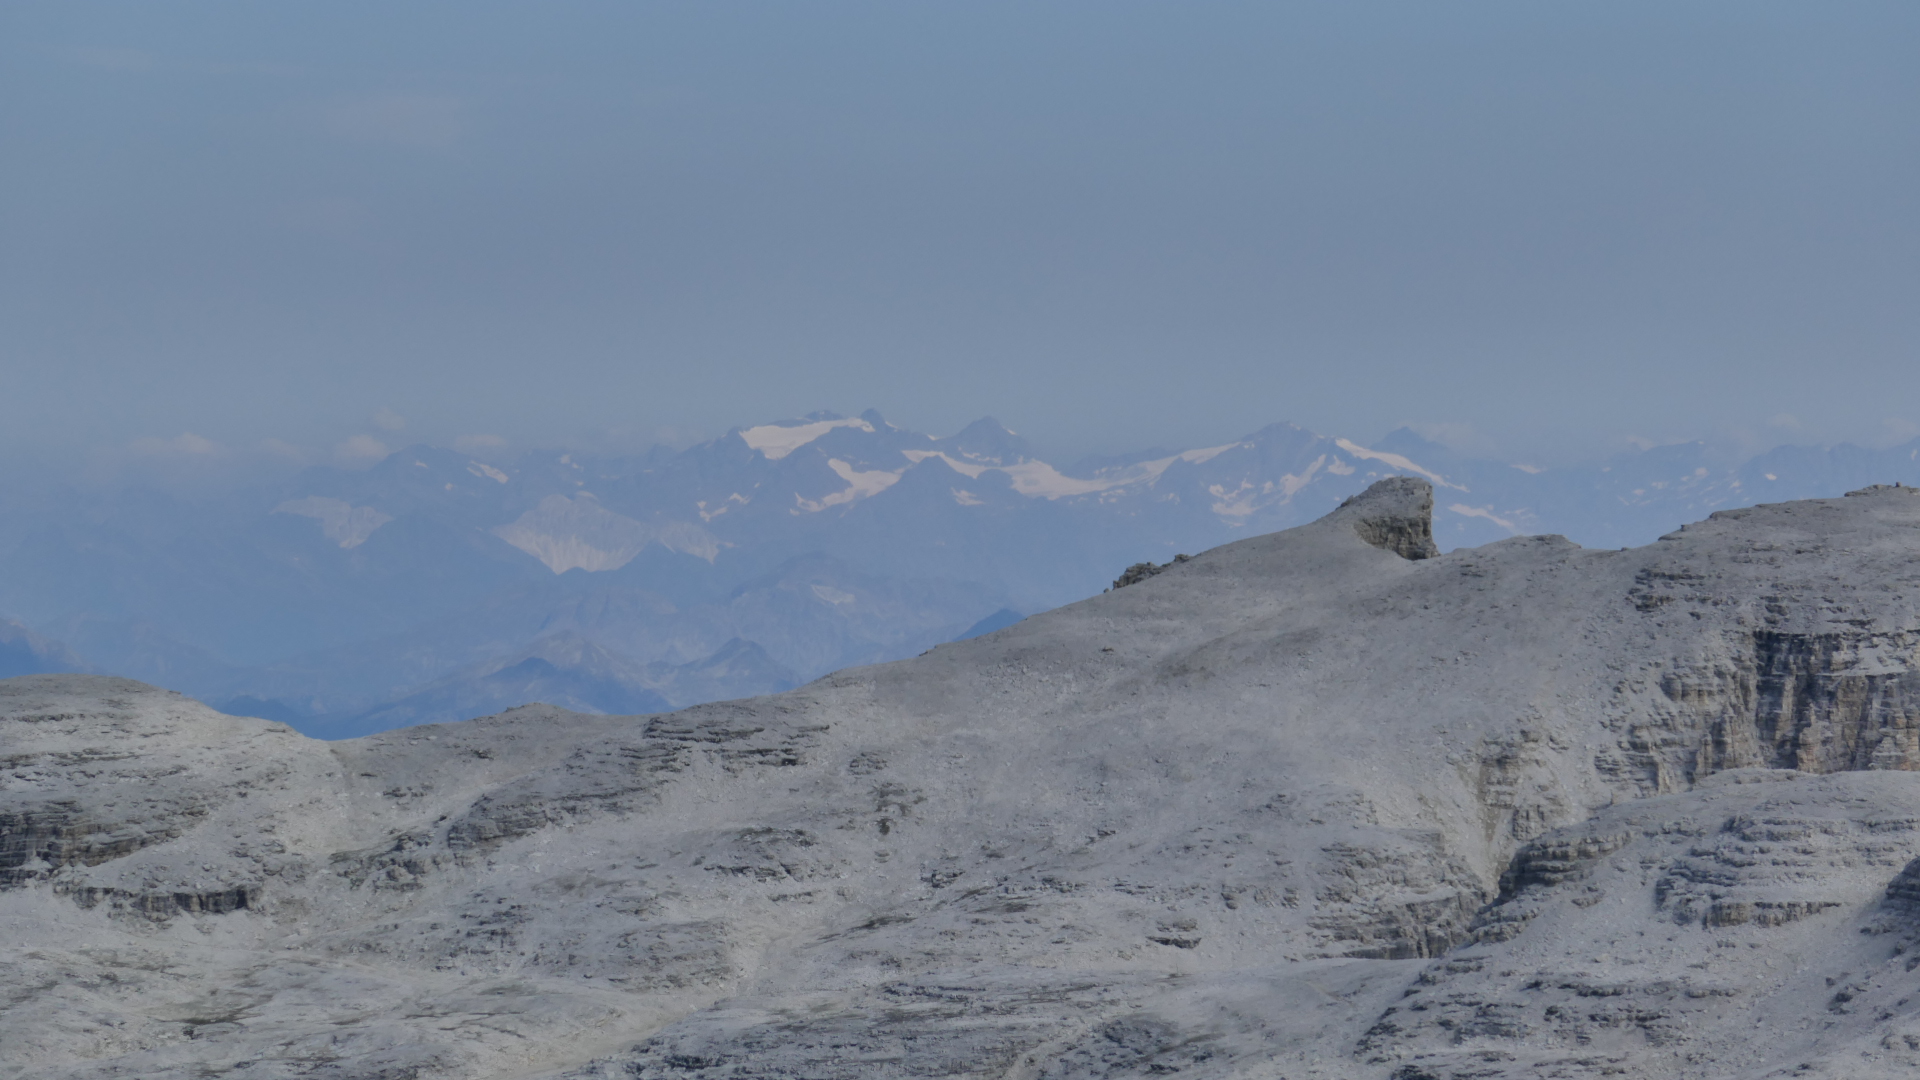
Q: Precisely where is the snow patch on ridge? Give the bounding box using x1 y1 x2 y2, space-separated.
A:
1208 456 1328 519
698 493 751 522
1449 503 1520 532
1333 439 1465 491
793 459 904 513
742 418 875 460
810 584 856 606
274 497 393 549
494 494 721 572
1177 442 1243 467
901 451 1111 497
901 443 1242 500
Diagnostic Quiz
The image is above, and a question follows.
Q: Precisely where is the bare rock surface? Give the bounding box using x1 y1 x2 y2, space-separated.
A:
9 480 1920 1078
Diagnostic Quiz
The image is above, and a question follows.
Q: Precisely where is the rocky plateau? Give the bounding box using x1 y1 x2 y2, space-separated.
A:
10 478 1920 1078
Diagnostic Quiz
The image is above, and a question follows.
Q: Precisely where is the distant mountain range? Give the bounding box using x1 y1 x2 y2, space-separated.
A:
3 411 1918 735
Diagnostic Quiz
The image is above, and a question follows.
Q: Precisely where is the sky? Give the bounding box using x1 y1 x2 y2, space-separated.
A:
3 2 1917 469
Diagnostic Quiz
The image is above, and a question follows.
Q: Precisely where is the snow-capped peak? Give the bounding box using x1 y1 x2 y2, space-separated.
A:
739 416 876 460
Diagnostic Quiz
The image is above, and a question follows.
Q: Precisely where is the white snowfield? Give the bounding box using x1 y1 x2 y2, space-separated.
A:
899 442 1250 501
493 494 723 571
737 417 876 460
11 479 1920 1078
272 497 395 550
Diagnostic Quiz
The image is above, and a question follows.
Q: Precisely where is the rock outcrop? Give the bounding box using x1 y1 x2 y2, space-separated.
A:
1333 474 1443 560
9 479 1920 1077
1109 552 1191 590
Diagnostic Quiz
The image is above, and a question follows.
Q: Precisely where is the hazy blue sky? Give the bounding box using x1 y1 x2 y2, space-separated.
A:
4 2 1917 466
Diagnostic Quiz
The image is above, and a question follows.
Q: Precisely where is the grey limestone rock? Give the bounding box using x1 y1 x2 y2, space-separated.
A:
11 478 1920 1077
1109 553 1190 591
1332 474 1442 560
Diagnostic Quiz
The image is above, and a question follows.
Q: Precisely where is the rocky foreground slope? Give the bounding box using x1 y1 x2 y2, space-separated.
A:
8 478 1920 1079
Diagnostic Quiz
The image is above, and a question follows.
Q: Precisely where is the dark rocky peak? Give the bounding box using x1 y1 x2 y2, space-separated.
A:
1367 426 1451 461
1328 476 1441 560
1109 554 1191 591
932 417 1033 465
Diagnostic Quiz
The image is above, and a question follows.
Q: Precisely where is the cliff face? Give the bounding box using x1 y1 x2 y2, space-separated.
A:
1333 474 1443 560
1588 492 1920 795
8 480 1920 1079
1653 627 1920 775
